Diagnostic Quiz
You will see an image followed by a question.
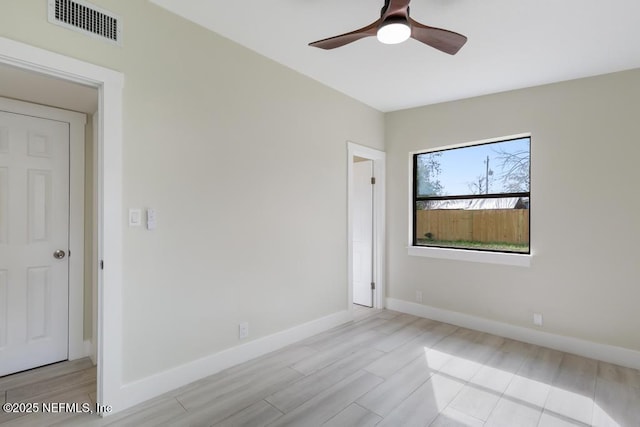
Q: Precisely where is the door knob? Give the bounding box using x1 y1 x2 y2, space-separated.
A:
53 249 66 259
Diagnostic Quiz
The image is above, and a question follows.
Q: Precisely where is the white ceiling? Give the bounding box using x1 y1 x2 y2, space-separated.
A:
150 0 640 112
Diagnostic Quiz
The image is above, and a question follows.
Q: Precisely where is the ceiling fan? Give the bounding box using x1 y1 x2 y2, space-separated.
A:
308 0 467 55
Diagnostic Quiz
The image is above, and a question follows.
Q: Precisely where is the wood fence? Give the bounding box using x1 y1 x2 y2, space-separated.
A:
416 209 529 244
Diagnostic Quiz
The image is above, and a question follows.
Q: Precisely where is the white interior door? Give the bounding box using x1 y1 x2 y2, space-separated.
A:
0 109 70 376
353 159 373 307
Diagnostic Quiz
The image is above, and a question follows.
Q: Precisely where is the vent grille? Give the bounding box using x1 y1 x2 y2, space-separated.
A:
48 0 122 45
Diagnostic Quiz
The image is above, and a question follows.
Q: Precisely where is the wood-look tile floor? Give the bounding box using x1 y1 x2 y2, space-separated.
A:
1 306 639 426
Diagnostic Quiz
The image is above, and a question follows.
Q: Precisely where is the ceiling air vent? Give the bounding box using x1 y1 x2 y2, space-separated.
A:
48 0 122 46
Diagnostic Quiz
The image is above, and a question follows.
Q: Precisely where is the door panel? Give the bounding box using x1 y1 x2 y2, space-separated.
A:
0 110 69 376
27 266 51 340
28 169 53 242
353 160 373 307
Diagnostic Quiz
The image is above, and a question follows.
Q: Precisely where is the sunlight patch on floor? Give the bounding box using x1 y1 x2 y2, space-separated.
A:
421 348 626 427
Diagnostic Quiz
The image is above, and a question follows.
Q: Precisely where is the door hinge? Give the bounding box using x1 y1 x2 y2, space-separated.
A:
371 177 376 185
100 260 104 270
68 250 71 258
371 282 375 290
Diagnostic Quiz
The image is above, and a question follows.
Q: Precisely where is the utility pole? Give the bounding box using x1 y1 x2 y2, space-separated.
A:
485 155 490 194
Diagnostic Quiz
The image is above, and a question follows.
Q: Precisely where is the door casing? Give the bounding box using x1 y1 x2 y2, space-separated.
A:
347 142 385 311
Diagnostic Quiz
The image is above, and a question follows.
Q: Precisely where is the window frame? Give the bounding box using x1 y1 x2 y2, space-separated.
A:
408 133 532 266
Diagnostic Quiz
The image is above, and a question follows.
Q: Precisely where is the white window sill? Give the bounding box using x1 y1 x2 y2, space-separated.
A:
408 246 531 267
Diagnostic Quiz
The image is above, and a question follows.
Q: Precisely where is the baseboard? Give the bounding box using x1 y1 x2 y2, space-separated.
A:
69 340 93 363
117 309 352 413
88 339 97 365
386 298 640 371
83 340 94 363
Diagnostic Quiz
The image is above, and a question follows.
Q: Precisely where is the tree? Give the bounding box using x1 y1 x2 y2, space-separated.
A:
495 148 530 192
468 175 486 195
416 152 443 196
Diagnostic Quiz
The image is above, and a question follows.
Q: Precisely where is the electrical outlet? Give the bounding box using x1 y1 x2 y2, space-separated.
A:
533 313 543 327
239 322 249 339
416 291 423 303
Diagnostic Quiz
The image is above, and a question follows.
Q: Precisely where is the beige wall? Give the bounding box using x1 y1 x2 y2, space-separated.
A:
0 1 384 382
385 69 640 352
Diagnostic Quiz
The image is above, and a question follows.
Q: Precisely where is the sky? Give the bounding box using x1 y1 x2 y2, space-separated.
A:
419 137 530 196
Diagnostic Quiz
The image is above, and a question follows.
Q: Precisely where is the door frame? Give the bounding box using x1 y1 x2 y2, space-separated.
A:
347 142 385 310
0 96 86 363
0 37 124 412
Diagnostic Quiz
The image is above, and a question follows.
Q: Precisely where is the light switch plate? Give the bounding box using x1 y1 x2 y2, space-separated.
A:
146 208 156 230
129 209 141 227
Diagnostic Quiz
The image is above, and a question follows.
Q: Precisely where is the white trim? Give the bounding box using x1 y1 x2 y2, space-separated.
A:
0 96 88 361
68 105 87 360
387 298 640 371
347 142 386 309
84 339 93 361
0 36 124 414
119 310 352 410
408 246 531 267
411 132 532 155
90 112 98 366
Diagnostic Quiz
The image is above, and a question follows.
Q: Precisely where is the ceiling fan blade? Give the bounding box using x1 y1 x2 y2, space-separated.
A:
309 21 380 50
409 18 468 55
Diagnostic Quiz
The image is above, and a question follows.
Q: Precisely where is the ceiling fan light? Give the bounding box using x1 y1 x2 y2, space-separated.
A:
377 21 411 45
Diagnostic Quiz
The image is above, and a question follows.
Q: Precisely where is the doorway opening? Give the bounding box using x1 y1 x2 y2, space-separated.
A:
0 94 89 377
0 36 124 412
347 142 385 312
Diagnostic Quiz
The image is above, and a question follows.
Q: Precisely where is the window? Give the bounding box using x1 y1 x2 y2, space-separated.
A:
413 136 530 254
